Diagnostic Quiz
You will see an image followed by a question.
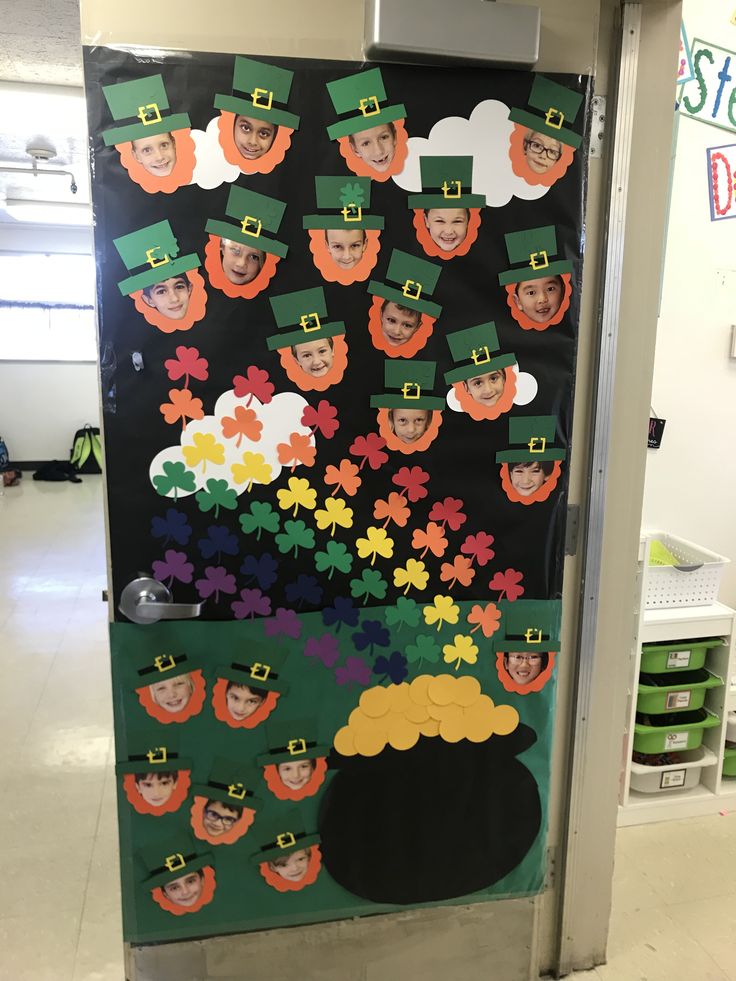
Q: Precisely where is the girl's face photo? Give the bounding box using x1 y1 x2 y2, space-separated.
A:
233 114 277 159
277 760 314 790
505 652 544 686
293 339 334 377
523 130 562 174
390 408 430 444
135 772 177 807
350 123 396 171
131 133 176 176
226 684 264 721
202 799 241 837
325 229 367 269
514 276 563 323
268 848 310 882
380 301 421 347
424 208 469 252
149 674 193 714
162 871 204 907
464 370 505 407
510 462 548 496
141 276 192 320
220 240 265 285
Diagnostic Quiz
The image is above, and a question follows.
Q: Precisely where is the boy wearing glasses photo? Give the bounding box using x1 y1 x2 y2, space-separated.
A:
191 758 262 845
493 599 561 694
523 130 562 175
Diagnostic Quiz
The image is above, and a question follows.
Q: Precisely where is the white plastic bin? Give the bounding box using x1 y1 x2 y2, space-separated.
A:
629 745 718 794
644 533 729 609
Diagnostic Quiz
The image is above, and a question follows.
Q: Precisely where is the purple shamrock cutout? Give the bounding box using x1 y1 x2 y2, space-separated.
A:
373 651 409 685
151 509 192 547
351 619 390 657
195 566 236 603
231 587 272 620
152 549 194 586
263 607 302 640
198 525 239 561
304 633 341 668
240 553 279 591
285 574 323 608
322 596 359 632
335 656 372 687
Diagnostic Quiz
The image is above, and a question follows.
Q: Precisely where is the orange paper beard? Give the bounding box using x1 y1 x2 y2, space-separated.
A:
307 229 381 284
204 235 280 299
135 670 207 725
116 128 196 194
367 296 435 359
505 273 572 332
211 678 280 729
217 111 294 174
336 120 409 182
496 651 556 694
259 846 322 892
453 368 517 422
122 770 191 816
412 208 481 260
276 337 348 392
190 795 256 845
377 408 443 455
508 123 576 187
263 758 328 801
130 269 208 334
499 461 563 505
152 866 216 916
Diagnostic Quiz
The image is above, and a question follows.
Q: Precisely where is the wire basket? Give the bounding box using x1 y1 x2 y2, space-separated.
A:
644 533 729 610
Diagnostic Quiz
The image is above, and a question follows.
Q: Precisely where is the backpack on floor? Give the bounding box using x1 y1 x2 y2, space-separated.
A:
70 425 103 474
0 434 8 472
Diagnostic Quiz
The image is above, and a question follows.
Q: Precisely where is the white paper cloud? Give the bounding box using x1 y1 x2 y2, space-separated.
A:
393 100 548 208
190 117 240 190
445 365 537 412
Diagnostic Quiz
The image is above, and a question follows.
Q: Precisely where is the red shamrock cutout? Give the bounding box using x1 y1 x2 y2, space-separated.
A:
489 568 525 602
302 400 339 440
233 366 274 406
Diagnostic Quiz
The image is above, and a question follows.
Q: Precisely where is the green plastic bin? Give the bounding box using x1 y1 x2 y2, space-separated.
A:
639 638 722 674
633 708 720 754
723 746 736 778
637 669 723 714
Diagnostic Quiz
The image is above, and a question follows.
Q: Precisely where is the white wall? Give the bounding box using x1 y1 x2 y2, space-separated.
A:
642 2 736 605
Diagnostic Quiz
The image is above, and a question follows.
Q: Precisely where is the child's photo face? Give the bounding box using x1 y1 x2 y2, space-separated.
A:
202 799 241 837
464 370 505 407
233 114 277 159
390 409 430 444
141 275 192 320
424 208 469 252
149 674 193 714
268 847 310 882
135 772 178 807
162 871 204 907
350 123 396 171
380 301 421 347
131 133 177 176
226 683 264 721
220 239 265 285
523 130 562 174
277 760 314 790
325 229 367 269
514 276 563 323
504 652 544 686
292 338 334 377
510 462 547 496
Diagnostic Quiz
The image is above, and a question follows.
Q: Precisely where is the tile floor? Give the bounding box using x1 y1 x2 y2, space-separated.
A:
0 476 734 980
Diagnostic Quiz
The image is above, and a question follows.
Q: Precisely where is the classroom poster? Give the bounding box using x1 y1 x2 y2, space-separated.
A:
84 45 590 944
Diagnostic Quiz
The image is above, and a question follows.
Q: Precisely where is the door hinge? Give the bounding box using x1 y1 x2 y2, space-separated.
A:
589 94 606 158
565 504 580 556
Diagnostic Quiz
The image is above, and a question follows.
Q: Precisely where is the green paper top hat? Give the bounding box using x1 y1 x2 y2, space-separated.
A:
213 55 300 129
509 75 583 149
302 177 384 231
496 415 567 463
444 322 517 385
216 642 290 694
205 185 289 259
114 221 201 296
266 286 345 350
326 67 406 140
138 831 213 890
491 599 562 653
367 249 443 318
125 648 202 691
498 226 573 286
250 808 320 864
370 359 445 411
115 729 191 775
256 718 330 766
407 156 486 209
191 756 264 809
102 74 191 146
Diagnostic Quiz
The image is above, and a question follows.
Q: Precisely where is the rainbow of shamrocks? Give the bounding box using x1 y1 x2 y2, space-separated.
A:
150 346 526 689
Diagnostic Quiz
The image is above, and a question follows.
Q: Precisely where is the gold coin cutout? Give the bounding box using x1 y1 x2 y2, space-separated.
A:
333 725 356 756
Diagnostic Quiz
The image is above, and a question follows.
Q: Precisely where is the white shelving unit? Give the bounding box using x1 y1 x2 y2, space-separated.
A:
618 534 736 826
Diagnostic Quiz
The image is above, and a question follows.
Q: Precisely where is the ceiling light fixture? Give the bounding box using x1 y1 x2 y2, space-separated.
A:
4 198 92 227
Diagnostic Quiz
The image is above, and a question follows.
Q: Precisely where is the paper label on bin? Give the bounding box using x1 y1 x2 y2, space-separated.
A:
666 690 692 710
664 731 689 750
666 650 691 669
660 768 686 789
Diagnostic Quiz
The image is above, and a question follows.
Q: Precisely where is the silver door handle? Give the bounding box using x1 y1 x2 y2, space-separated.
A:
119 577 203 624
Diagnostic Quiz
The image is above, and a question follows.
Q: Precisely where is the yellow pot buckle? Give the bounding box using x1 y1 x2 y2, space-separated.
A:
528 437 547 453
153 654 177 672
359 96 380 116
276 832 296 848
287 738 307 755
249 662 271 681
529 250 549 271
146 747 168 764
137 102 162 125
145 247 170 269
299 313 321 333
402 279 422 301
227 782 246 800
402 382 421 400
341 204 363 222
442 180 461 199
471 346 491 366
240 216 262 237
165 853 185 873
545 107 565 129
252 88 273 111
525 628 542 644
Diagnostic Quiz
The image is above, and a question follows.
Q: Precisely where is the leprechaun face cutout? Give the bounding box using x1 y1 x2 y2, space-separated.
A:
212 649 288 730
304 177 384 285
507 75 583 189
136 669 207 724
189 759 261 845
408 157 486 260
499 226 573 332
153 866 217 916
496 416 566 506
445 323 517 423
259 720 329 801
372 360 444 455
493 601 560 695
253 811 322 892
134 270 208 334
367 250 442 359
117 735 192 816
267 287 348 392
